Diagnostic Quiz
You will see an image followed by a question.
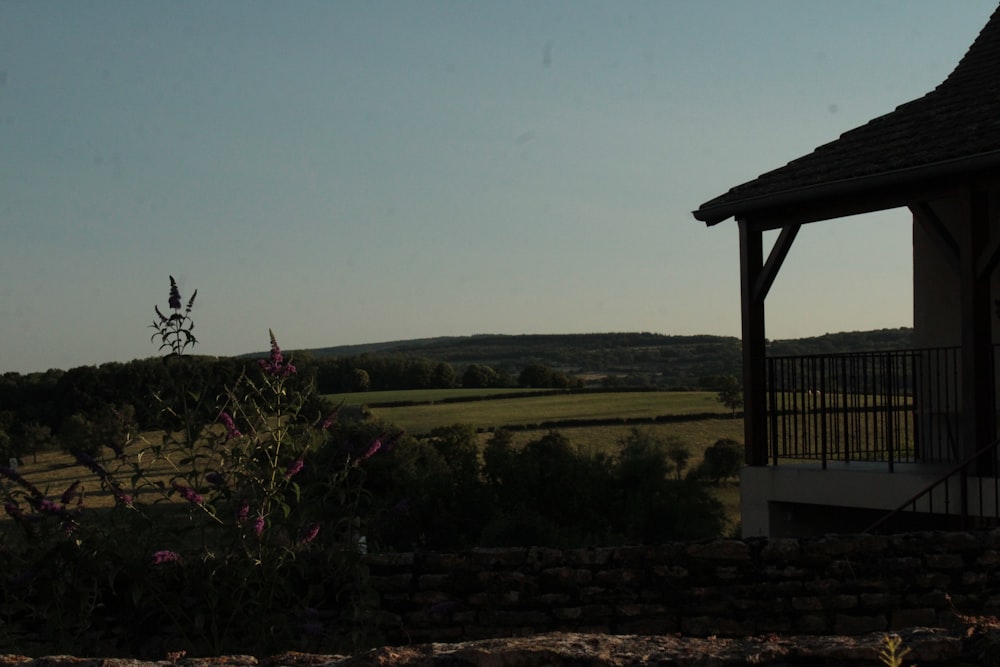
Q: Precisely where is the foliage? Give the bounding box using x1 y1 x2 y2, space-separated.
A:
149 276 198 356
518 363 574 389
0 279 383 658
698 438 744 484
878 634 914 667
461 363 505 389
666 438 692 480
715 375 744 416
366 425 726 550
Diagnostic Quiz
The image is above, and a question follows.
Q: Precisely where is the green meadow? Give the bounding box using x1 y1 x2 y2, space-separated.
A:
328 389 730 434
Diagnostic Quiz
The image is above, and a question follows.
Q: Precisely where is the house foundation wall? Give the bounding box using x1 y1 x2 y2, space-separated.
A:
740 464 959 538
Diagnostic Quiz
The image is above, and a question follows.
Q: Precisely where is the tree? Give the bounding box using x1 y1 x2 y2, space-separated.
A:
351 368 371 392
431 362 457 389
518 363 553 388
666 437 692 480
698 438 743 484
405 358 435 389
462 364 500 388
716 375 744 416
21 421 54 463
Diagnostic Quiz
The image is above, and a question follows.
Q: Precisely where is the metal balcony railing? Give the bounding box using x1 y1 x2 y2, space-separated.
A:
864 437 1000 533
766 348 960 469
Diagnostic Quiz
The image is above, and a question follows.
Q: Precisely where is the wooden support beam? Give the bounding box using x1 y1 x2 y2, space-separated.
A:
976 224 1000 279
754 224 800 303
739 218 768 467
911 202 960 274
959 190 995 467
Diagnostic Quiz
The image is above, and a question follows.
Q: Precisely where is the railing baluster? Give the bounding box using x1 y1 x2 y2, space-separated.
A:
765 347 961 469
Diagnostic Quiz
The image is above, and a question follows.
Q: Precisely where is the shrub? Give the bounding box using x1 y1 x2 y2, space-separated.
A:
698 437 744 484
0 278 385 657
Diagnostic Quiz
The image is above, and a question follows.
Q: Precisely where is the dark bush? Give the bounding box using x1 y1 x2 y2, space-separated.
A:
698 437 744 484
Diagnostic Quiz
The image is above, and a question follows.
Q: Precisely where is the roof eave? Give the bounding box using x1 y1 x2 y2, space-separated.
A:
692 149 1000 227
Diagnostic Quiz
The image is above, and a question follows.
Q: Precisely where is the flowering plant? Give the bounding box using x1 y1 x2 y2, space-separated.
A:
0 277 387 657
150 276 197 356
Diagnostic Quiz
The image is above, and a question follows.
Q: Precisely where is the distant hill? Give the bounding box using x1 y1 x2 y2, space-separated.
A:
293 328 913 389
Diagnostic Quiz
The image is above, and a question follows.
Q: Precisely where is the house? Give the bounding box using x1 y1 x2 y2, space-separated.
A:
693 6 1000 538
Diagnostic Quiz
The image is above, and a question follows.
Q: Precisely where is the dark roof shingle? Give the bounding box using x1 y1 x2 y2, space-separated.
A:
695 5 1000 225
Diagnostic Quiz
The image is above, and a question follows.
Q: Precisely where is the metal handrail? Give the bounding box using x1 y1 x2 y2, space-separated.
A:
863 437 1000 534
766 347 961 468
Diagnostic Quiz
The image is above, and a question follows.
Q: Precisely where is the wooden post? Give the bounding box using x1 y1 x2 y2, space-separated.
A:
740 218 768 466
961 190 996 472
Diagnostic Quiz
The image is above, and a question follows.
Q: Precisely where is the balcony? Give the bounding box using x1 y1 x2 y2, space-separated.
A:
765 348 961 469
741 347 1000 536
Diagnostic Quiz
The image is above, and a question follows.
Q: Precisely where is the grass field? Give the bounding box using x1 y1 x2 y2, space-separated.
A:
327 387 543 405
330 389 729 435
3 436 186 514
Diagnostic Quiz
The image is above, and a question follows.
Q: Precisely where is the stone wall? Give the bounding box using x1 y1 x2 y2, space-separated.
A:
368 530 1000 645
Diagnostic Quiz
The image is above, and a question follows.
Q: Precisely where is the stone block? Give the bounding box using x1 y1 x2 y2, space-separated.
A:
526 546 565 568
686 539 750 561
552 606 583 620
471 547 527 566
651 564 689 579
368 574 413 592
891 607 938 629
365 551 414 568
760 537 801 562
834 613 887 635
859 593 899 610
925 553 965 569
791 596 824 611
795 614 830 634
568 547 615 566
416 573 451 590
540 566 593 587
594 568 643 587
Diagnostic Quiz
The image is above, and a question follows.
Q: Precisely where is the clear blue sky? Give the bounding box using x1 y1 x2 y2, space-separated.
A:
1 1 996 373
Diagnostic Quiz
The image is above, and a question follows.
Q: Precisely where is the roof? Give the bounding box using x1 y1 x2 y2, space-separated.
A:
694 5 1000 226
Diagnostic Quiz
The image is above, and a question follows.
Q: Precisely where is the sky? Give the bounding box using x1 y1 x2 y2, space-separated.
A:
1 1 998 374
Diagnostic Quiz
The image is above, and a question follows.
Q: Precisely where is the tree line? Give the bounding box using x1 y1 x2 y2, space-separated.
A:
0 353 581 462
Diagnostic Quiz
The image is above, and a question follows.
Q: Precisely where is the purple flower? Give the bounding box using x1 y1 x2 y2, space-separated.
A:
258 330 296 377
168 276 182 310
29 498 61 515
171 481 202 505
3 501 24 520
381 431 404 455
360 437 382 461
237 498 250 523
298 522 320 545
319 406 341 430
219 411 241 440
284 456 304 480
253 514 266 537
151 550 182 565
111 485 133 507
